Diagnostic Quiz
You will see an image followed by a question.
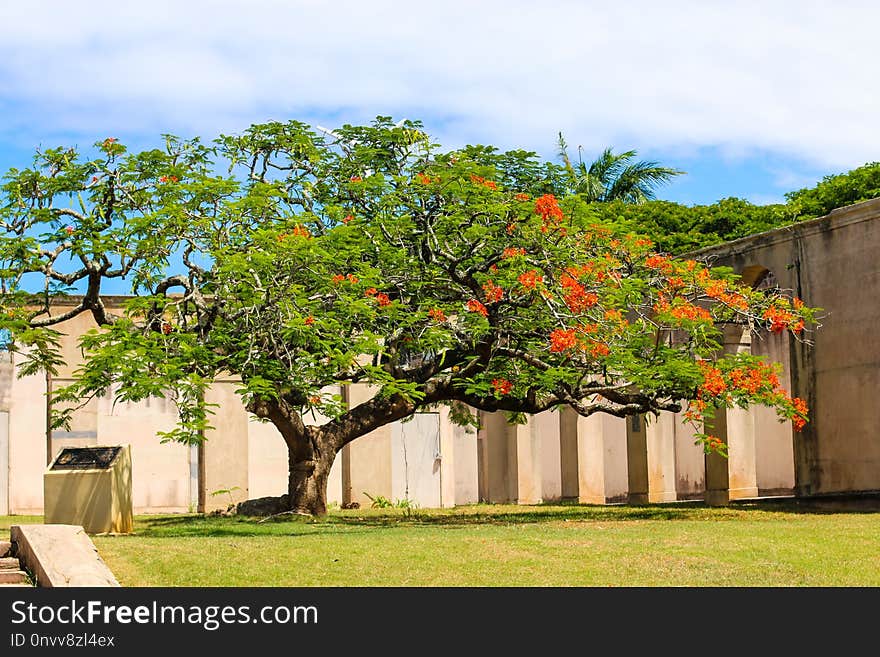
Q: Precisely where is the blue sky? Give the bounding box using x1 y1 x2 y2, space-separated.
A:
0 1 876 206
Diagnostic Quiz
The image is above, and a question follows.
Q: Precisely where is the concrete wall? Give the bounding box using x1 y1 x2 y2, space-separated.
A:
341 383 393 507
0 409 8 515
695 198 880 496
200 379 250 512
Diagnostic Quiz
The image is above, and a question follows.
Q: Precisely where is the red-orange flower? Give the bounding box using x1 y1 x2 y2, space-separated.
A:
502 247 526 259
331 274 345 285
467 299 488 317
342 214 354 224
707 435 725 450
376 293 391 307
491 378 513 395
604 309 623 322
588 341 610 358
470 174 497 190
350 176 363 182
763 305 794 333
514 193 530 201
670 302 712 322
534 194 563 221
291 225 311 239
346 273 358 284
645 254 674 274
560 273 597 312
428 307 446 322
518 270 543 290
791 397 809 431
364 287 378 297
304 316 315 326
482 280 503 303
700 365 727 397
549 328 578 353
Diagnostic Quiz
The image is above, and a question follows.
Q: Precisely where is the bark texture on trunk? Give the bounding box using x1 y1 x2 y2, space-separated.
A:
287 437 335 515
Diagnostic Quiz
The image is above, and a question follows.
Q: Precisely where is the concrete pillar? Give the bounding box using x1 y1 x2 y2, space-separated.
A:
559 408 579 500
439 406 479 507
705 403 731 506
514 419 542 504
481 411 542 504
536 410 562 502
560 408 627 504
704 325 760 505
646 412 678 502
341 383 392 507
626 414 649 504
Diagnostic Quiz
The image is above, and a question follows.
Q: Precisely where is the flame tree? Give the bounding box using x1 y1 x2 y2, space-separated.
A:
0 118 817 514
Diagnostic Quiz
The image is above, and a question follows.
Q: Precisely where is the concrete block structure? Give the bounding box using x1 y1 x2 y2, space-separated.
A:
0 199 878 513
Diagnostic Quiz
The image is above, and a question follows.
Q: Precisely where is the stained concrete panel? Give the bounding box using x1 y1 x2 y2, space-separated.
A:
751 331 795 495
673 410 705 499
6 351 48 514
201 379 250 512
451 417 479 506
391 413 441 507
343 383 392 507
536 410 562 501
97 393 190 513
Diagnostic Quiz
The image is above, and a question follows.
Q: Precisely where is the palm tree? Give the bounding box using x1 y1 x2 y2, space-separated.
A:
557 132 683 203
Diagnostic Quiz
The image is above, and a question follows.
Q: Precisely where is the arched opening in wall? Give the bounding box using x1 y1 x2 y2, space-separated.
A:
743 264 796 497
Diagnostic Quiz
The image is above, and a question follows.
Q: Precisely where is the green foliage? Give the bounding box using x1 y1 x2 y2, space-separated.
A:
582 162 880 255
0 117 816 457
588 198 800 254
785 162 880 218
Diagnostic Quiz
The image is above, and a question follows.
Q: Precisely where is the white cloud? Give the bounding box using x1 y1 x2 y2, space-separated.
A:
0 1 878 169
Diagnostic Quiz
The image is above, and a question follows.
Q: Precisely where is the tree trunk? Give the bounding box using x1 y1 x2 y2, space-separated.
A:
287 439 335 516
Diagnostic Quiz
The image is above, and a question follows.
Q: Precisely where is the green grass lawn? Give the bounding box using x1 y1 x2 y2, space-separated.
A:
3 502 878 586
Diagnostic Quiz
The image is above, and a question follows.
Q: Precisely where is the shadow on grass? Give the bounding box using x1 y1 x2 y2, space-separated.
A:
125 496 879 539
